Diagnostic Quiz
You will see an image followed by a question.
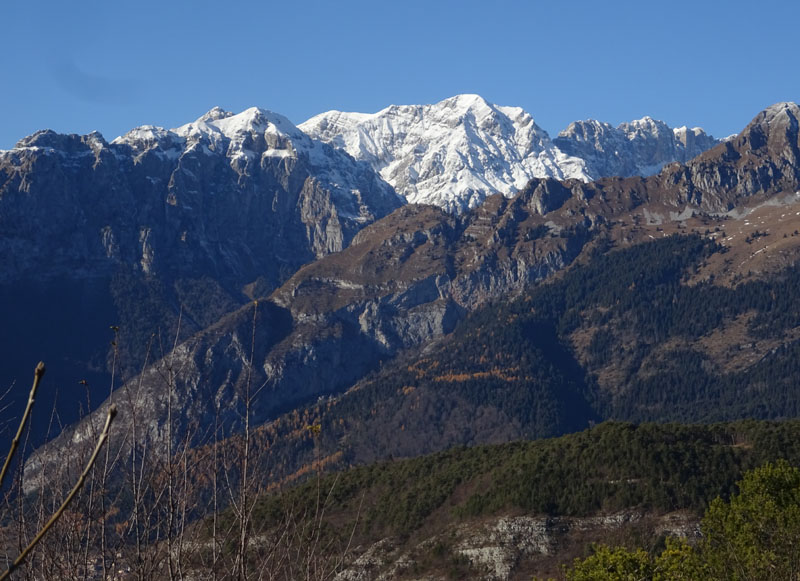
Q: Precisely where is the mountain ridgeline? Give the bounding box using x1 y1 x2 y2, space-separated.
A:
3 97 800 579
4 98 799 495
301 94 723 211
0 96 724 444
0 108 402 440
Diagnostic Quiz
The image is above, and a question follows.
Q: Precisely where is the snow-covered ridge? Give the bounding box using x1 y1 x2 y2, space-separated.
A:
174 107 304 157
110 107 400 220
115 107 318 162
301 95 723 212
8 97 724 217
300 94 592 212
554 116 722 181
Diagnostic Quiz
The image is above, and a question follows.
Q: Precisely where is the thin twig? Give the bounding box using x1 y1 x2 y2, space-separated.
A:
0 404 118 581
0 362 45 489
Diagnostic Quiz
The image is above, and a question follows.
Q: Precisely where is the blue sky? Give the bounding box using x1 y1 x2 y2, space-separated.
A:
2 0 797 149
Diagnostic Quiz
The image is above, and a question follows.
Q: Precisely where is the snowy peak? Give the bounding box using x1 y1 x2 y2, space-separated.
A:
301 96 723 213
110 107 401 227
300 94 591 212
440 92 490 109
722 102 800 171
170 106 310 161
114 106 333 172
756 101 800 123
424 94 531 136
111 125 184 155
673 125 719 158
555 120 615 147
197 106 234 123
113 107 311 161
175 107 298 141
554 115 721 179
619 115 667 134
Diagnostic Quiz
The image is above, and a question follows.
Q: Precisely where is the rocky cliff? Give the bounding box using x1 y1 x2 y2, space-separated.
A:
554 116 721 179
0 107 402 438
653 101 800 212
0 107 400 285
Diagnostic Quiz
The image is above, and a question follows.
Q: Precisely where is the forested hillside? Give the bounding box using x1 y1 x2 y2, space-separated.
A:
243 233 800 486
236 420 800 579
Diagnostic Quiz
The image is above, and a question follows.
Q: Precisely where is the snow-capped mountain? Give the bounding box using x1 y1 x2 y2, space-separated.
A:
27 101 800 491
300 95 722 213
0 105 401 286
554 117 721 179
300 94 592 212
113 106 401 226
0 106 403 440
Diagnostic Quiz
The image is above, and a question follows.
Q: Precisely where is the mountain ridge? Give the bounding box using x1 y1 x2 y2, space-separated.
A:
555 115 721 179
300 94 724 211
24 101 800 483
6 98 800 581
0 107 403 439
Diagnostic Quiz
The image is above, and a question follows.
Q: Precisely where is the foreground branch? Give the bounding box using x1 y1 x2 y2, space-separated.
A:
0 403 118 581
0 362 45 489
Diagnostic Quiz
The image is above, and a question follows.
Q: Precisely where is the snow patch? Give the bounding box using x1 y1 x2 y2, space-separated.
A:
300 94 592 213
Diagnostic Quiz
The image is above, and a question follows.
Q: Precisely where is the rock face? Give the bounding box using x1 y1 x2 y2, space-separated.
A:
26 185 596 473
655 101 800 212
0 107 401 438
335 512 699 581
0 107 400 285
27 101 800 477
523 102 800 218
554 117 721 179
300 94 592 212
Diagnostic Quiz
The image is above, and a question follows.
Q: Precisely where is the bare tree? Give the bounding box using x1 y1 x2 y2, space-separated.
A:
0 363 118 580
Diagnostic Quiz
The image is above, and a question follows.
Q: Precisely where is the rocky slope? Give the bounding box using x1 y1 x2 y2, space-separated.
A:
27 183 599 471
210 420 800 580
0 107 401 438
29 102 799 481
335 512 695 581
656 101 800 212
300 94 722 212
554 116 721 179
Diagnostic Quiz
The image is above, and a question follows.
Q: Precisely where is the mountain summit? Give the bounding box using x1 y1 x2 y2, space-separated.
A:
300 95 722 212
300 94 592 212
0 107 403 433
554 116 721 179
112 106 402 226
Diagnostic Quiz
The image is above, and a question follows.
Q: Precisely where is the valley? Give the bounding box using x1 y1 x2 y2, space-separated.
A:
1 97 799 579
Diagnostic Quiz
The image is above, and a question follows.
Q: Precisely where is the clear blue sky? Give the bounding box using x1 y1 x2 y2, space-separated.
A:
2 0 797 149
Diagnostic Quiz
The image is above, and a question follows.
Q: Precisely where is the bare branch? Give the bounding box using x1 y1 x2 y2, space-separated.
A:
0 404 118 581
0 362 45 489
